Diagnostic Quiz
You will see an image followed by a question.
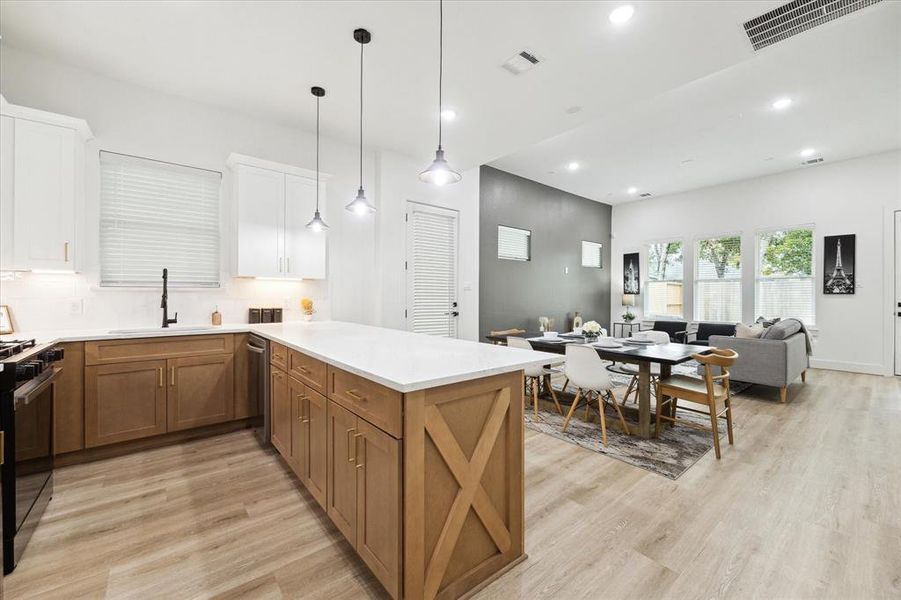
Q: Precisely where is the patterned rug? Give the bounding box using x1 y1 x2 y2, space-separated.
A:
524 362 749 479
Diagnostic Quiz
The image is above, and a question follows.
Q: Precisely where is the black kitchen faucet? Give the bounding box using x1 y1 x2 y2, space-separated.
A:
161 268 178 328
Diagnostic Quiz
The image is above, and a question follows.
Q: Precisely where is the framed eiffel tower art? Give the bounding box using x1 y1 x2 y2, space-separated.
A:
823 234 855 295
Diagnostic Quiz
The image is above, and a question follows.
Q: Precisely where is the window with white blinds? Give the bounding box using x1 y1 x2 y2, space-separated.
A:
407 204 459 337
581 241 603 268
646 240 684 317
756 227 815 325
497 225 530 261
694 235 741 322
100 152 221 287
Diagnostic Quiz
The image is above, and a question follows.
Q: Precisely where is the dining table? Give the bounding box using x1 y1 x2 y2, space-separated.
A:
486 331 712 438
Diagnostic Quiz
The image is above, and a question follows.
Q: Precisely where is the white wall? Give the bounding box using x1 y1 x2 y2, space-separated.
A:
375 150 480 340
0 47 483 341
0 45 379 331
610 150 901 375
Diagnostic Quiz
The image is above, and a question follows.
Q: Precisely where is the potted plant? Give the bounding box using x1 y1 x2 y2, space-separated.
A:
301 297 315 322
582 320 602 341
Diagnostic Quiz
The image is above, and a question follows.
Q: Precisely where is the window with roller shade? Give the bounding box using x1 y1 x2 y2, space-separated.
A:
581 241 603 268
646 240 684 318
100 151 221 287
756 227 815 325
694 235 742 322
497 225 530 261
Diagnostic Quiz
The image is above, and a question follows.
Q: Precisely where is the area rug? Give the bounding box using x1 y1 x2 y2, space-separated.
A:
523 362 748 480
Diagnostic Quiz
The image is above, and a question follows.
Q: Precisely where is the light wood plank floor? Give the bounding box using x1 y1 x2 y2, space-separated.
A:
7 369 900 599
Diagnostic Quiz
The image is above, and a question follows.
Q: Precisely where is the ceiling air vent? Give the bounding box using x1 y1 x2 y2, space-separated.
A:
639 192 653 198
801 157 825 165
743 0 884 51
501 49 543 75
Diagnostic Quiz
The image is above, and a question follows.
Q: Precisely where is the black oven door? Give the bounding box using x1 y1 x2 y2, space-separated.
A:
2 366 57 573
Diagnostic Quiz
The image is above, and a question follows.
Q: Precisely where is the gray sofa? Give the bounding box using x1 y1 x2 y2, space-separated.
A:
705 328 809 403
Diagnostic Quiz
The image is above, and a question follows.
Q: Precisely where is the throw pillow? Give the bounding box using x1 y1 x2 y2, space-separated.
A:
736 323 764 339
755 316 782 328
761 318 802 340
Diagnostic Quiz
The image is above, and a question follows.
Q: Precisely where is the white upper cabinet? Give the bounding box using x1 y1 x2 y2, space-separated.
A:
285 174 326 279
234 163 285 278
0 97 92 271
228 154 328 280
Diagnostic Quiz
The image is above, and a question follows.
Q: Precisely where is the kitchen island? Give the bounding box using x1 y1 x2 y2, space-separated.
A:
6 321 556 600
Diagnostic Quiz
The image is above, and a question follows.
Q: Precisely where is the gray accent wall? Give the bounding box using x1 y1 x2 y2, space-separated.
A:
479 166 612 339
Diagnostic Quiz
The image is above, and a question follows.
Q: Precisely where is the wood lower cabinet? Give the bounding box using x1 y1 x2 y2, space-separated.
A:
167 354 235 432
85 359 167 447
288 375 307 473
54 341 85 454
270 367 290 457
81 334 243 449
327 400 359 543
355 418 402 599
305 388 328 508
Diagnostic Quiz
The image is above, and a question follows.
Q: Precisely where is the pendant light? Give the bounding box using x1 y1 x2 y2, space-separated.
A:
346 28 376 215
306 86 329 232
419 0 461 186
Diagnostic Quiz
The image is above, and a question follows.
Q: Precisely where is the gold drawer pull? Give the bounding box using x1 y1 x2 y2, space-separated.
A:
170 367 176 386
158 367 164 388
64 241 70 262
297 365 310 374
345 389 366 402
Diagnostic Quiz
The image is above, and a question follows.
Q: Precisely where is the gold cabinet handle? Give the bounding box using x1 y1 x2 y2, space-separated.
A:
287 257 291 272
158 367 164 388
346 427 356 462
64 241 70 262
346 389 366 402
354 433 364 469
170 366 176 386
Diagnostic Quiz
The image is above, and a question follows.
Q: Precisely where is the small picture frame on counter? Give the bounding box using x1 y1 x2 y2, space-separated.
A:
0 305 12 334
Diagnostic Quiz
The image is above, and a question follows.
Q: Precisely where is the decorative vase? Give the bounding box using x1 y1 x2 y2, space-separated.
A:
572 311 583 330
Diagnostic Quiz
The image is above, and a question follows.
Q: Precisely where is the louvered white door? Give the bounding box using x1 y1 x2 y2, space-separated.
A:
406 202 459 338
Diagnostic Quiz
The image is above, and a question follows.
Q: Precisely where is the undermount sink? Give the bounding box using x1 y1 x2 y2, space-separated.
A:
107 326 215 335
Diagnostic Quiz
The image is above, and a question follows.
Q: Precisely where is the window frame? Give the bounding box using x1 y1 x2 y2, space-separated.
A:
754 224 816 326
644 237 685 320
99 150 222 289
693 231 743 323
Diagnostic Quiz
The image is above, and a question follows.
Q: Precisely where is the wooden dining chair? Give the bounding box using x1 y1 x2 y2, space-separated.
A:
507 336 563 419
654 348 738 459
490 328 526 344
561 344 628 447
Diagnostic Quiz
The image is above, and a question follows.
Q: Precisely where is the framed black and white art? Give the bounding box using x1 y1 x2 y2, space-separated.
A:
823 234 855 295
623 252 640 295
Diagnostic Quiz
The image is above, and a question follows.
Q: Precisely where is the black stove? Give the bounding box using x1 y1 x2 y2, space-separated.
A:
1 338 63 573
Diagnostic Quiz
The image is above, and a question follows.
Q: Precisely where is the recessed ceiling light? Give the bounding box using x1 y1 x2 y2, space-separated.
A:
567 161 580 171
799 147 816 157
627 186 638 195
609 5 635 25
440 109 457 121
771 97 792 111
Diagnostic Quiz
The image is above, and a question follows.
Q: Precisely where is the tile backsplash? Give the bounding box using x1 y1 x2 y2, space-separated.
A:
0 271 329 334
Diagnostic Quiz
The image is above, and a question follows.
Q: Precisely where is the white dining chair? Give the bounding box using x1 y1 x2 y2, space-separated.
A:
561 344 629 447
507 336 563 419
618 330 670 405
561 327 608 394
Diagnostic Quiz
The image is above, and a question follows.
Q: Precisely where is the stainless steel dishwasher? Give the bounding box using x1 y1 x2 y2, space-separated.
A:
247 334 270 446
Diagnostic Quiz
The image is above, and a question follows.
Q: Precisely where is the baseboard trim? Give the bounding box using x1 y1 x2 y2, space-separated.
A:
809 359 886 376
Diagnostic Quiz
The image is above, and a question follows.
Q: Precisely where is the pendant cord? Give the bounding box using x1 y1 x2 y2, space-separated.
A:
438 0 443 150
360 43 363 190
315 95 320 212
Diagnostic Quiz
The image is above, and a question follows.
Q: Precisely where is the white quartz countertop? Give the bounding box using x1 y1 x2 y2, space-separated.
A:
2 321 559 393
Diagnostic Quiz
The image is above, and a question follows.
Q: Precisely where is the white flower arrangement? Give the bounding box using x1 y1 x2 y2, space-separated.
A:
582 320 602 335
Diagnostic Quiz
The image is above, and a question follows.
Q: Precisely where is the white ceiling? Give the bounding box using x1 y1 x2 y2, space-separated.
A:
491 0 901 203
0 1 897 202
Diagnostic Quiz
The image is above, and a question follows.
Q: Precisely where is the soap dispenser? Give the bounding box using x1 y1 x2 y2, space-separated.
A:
211 305 222 326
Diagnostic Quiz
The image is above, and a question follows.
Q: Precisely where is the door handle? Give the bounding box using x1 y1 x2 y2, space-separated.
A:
170 366 176 386
345 389 366 402
354 433 364 469
159 367 164 388
451 311 459 317
287 257 291 272
279 257 283 272
346 427 356 462
64 241 70 262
